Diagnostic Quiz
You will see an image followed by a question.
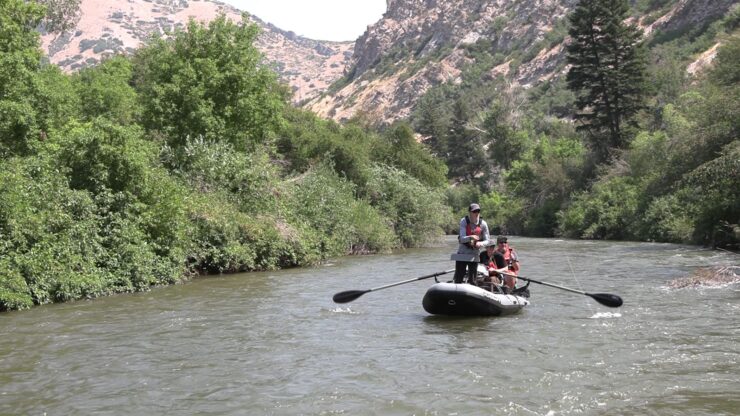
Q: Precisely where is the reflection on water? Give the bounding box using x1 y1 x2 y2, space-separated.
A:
0 237 737 415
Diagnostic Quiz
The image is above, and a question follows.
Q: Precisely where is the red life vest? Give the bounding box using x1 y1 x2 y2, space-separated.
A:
465 216 482 239
500 245 519 274
465 215 483 248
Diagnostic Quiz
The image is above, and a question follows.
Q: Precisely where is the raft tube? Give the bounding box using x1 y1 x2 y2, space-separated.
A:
422 282 529 316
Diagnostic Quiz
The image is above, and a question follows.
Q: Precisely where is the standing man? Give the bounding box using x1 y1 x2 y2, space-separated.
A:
453 203 490 284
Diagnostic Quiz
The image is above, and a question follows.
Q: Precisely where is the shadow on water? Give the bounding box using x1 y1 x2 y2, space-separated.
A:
420 314 520 334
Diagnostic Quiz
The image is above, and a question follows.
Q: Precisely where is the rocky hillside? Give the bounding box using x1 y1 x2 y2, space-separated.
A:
40 0 354 104
308 0 737 123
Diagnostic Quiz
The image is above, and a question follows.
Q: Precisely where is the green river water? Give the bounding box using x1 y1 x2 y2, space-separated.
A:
1 237 738 415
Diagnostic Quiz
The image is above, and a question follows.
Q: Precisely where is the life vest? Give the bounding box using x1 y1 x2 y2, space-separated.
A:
464 216 482 245
465 216 482 237
483 251 504 270
500 244 519 274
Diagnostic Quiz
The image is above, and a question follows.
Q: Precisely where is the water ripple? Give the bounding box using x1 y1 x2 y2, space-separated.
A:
0 237 737 415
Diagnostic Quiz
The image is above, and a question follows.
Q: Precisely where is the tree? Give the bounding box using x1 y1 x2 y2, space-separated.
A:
0 0 46 156
566 0 647 162
484 101 521 170
132 14 286 151
445 99 487 182
709 35 740 87
413 86 451 159
73 56 139 124
375 122 448 188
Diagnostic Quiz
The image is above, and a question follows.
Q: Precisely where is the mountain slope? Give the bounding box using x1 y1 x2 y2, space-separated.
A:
40 0 354 104
308 0 737 123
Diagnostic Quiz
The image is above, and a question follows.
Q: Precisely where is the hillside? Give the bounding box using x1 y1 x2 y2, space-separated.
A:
308 0 736 123
40 0 354 103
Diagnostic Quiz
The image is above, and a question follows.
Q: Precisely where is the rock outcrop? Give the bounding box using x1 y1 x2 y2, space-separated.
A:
308 0 736 124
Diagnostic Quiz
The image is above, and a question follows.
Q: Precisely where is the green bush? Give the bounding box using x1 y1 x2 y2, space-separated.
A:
73 56 139 124
163 136 280 214
372 122 448 188
640 194 693 243
0 259 33 311
366 164 450 247
0 155 106 306
286 163 397 256
557 177 641 240
132 15 285 151
0 0 46 157
276 108 373 188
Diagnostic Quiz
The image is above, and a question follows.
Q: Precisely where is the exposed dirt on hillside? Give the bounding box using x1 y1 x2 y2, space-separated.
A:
40 0 354 104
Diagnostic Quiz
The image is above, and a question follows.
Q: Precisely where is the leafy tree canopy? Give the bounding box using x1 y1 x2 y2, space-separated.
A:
132 14 286 151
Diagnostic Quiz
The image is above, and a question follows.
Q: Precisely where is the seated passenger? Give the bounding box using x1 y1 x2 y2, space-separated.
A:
479 242 506 287
495 236 520 290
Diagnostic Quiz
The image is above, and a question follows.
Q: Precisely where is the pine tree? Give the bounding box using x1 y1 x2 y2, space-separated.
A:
566 0 647 162
446 99 487 182
414 88 450 160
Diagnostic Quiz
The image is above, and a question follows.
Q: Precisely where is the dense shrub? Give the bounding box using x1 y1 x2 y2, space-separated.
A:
277 108 374 188
366 164 450 247
132 14 285 151
286 163 397 255
162 137 280 214
372 122 448 188
73 56 138 123
0 0 46 157
557 176 641 240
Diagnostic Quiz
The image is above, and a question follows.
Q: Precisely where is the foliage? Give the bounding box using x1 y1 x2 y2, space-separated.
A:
0 0 46 157
132 14 285 151
446 99 488 182
566 0 648 161
413 85 454 159
276 108 375 188
286 163 397 255
505 135 586 236
372 122 448 188
35 65 80 132
162 137 279 214
73 56 139 124
675 142 740 247
484 103 532 170
366 164 450 247
557 176 641 239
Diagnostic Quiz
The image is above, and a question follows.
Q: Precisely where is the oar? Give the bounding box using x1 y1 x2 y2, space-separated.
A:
499 271 623 308
333 269 455 304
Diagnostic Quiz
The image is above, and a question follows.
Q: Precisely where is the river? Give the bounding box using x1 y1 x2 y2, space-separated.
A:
1 237 738 415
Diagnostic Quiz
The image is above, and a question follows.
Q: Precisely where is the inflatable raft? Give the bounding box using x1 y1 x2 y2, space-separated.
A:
422 263 530 316
422 282 529 316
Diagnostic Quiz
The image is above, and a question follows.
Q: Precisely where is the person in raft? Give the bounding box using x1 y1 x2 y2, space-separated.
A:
453 203 490 284
495 236 520 290
479 242 508 287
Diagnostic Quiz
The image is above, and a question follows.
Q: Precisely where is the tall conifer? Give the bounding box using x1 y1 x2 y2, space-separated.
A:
566 0 646 161
446 99 487 182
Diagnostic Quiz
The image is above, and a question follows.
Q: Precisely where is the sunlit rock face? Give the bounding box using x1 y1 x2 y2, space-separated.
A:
41 0 737 122
307 0 736 124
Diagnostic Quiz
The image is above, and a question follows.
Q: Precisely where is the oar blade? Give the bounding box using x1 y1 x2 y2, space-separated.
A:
332 290 369 304
588 293 623 308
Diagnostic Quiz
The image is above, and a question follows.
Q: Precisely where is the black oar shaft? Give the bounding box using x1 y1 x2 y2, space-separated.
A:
332 269 455 304
367 269 455 293
498 271 623 308
521 276 586 295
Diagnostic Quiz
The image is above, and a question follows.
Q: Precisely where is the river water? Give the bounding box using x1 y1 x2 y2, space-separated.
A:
1 237 738 415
